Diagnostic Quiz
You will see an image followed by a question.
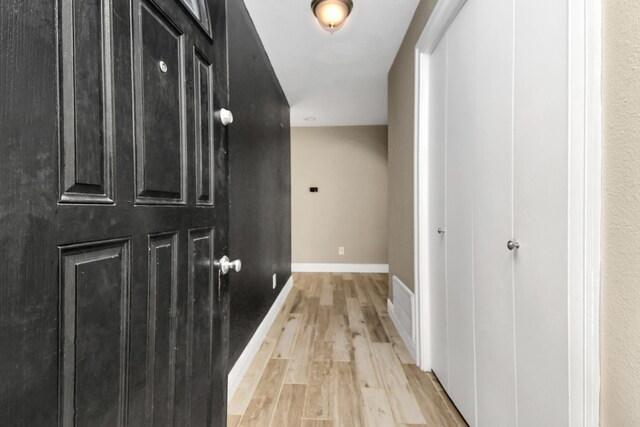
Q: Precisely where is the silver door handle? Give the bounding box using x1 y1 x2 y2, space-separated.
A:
214 255 242 275
220 108 234 126
507 240 520 251
437 227 446 235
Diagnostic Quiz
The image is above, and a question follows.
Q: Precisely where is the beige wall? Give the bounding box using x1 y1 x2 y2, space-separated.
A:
601 0 640 424
387 0 438 291
291 126 388 264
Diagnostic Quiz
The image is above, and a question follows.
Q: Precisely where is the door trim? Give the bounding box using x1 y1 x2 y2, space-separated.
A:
567 1 602 425
412 0 602 425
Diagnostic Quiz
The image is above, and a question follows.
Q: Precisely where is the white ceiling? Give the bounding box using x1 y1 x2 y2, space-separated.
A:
243 0 421 127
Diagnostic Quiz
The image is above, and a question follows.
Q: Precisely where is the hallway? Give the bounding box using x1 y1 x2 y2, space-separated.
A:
228 273 467 427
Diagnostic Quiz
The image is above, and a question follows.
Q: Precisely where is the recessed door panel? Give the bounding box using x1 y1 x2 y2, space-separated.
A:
133 0 186 204
60 0 114 203
146 233 179 426
59 240 130 427
194 50 214 206
188 228 215 426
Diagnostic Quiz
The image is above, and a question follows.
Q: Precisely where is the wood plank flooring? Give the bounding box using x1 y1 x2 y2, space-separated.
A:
229 273 467 427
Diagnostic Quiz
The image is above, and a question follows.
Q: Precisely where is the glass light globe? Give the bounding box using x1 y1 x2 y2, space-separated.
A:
312 0 353 33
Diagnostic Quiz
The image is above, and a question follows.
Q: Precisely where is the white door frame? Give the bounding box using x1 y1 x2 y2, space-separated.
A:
412 0 602 425
412 0 467 373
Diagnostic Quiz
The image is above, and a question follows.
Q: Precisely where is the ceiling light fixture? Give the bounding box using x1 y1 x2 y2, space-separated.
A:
311 0 353 33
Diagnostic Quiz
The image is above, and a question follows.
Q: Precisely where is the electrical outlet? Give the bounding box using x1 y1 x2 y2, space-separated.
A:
338 246 345 256
272 273 277 289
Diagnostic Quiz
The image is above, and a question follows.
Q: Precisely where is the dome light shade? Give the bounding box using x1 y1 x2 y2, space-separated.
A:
311 0 353 33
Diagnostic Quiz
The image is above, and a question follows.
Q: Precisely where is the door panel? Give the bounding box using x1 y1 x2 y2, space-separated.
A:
133 0 187 204
471 0 517 426
187 228 216 426
69 0 105 191
60 241 130 427
194 51 215 206
59 0 115 203
444 4 476 425
146 233 179 426
427 34 448 386
513 1 569 426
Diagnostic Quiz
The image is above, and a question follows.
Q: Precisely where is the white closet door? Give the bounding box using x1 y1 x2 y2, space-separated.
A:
427 35 448 386
471 0 518 425
444 4 476 425
513 2 569 426
425 1 572 426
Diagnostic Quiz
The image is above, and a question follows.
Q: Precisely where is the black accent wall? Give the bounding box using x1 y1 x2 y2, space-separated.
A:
227 0 292 369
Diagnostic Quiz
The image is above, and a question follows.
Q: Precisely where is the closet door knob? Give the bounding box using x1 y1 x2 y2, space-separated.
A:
507 240 520 251
437 227 446 235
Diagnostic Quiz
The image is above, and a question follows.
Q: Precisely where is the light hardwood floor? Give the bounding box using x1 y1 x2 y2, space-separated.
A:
228 273 467 427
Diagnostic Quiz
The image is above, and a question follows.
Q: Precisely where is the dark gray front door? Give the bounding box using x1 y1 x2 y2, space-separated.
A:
0 0 229 425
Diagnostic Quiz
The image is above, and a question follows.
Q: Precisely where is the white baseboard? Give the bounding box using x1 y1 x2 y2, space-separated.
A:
387 298 417 363
291 263 389 273
227 275 293 401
